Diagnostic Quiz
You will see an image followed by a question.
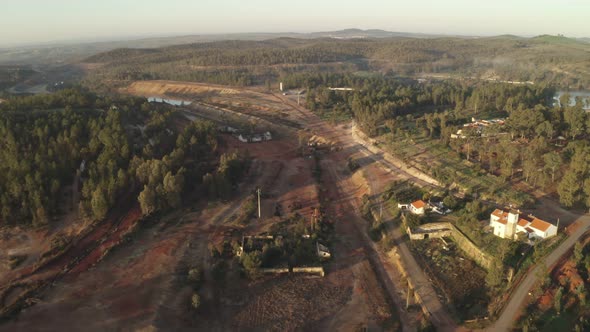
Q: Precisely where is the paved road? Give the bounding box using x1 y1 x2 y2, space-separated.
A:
490 216 590 331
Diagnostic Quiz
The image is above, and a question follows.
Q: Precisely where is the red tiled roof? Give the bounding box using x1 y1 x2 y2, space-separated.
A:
411 200 426 209
525 227 534 233
491 209 508 224
530 218 552 232
517 219 529 227
492 209 506 218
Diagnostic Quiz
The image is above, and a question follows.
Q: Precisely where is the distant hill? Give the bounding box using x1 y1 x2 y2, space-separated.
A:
3 31 590 91
0 29 465 65
307 28 448 39
81 34 590 91
532 34 587 45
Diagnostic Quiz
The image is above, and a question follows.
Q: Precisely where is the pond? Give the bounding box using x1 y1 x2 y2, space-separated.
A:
553 91 590 110
147 97 191 106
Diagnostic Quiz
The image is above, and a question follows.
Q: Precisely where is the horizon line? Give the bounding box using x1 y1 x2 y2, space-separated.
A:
1 28 587 49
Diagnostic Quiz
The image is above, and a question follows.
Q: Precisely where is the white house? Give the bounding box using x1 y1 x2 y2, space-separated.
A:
490 208 557 240
316 242 331 258
237 134 249 143
410 200 427 215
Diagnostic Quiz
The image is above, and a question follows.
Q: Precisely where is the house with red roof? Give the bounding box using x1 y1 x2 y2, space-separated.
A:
409 200 427 215
490 208 557 240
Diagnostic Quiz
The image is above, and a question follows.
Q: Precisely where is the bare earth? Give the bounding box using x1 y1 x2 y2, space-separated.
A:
3 79 585 332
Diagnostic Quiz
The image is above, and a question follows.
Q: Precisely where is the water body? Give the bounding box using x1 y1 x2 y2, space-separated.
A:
148 97 191 106
553 91 590 110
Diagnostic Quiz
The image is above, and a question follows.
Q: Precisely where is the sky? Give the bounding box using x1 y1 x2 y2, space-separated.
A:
1 0 589 47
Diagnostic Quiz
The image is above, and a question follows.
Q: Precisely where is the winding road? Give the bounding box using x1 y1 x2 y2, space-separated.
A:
490 215 590 331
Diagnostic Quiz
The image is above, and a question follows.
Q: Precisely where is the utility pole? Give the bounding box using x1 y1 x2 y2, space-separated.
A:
257 188 262 219
406 280 413 309
311 208 319 232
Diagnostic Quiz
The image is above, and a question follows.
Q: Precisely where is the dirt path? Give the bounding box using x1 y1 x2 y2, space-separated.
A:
351 123 441 188
320 153 416 330
275 92 459 331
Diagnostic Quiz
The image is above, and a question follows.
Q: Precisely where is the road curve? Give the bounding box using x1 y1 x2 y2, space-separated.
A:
490 216 590 331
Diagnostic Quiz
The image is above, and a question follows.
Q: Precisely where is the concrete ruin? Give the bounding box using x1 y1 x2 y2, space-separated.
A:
406 221 493 270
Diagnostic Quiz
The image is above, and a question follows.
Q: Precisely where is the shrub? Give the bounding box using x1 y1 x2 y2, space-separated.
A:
443 195 458 209
191 293 201 310
188 267 201 284
241 251 262 279
404 213 422 229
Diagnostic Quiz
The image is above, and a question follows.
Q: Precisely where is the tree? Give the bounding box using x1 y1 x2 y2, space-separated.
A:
558 170 581 207
564 106 586 139
191 293 201 310
570 147 589 175
241 251 262 279
499 141 519 179
523 159 538 183
163 171 184 208
574 242 585 265
188 267 201 284
91 188 108 220
138 185 157 216
584 179 590 213
442 195 458 209
462 126 478 161
535 121 554 139
543 152 562 183
385 118 396 134
554 286 564 314
576 283 587 307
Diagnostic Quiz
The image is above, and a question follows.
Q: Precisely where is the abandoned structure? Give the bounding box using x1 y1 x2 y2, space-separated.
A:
490 208 558 240
237 131 272 143
316 242 331 258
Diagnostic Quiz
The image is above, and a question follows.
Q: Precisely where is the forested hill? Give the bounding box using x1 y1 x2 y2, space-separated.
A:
83 35 590 89
0 89 238 226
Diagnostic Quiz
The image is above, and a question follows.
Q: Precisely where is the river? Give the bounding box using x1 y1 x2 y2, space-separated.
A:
553 91 590 110
147 97 191 106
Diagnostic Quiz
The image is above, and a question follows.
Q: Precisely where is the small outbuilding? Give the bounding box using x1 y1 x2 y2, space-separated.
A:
316 242 331 259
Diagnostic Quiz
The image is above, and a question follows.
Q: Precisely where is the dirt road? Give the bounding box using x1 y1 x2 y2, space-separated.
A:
262 94 457 330
490 214 590 331
351 123 441 188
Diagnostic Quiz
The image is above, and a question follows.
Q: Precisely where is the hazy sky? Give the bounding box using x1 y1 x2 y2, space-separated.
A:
1 0 589 46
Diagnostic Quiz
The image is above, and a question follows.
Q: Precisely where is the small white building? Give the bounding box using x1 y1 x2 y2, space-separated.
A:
410 200 427 215
237 134 249 143
490 208 557 240
316 242 331 258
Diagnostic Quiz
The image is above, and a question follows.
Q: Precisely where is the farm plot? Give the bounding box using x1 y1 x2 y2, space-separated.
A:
411 238 490 321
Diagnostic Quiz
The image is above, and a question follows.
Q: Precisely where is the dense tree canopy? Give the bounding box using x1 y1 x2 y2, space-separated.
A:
0 89 222 225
